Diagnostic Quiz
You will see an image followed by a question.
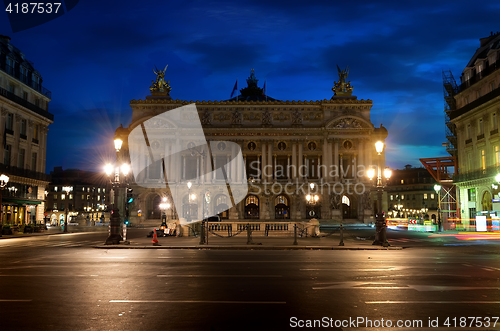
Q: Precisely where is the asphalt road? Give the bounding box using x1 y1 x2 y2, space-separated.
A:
0 228 499 331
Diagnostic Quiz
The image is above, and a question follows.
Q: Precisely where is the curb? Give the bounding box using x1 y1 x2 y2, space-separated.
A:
94 245 403 250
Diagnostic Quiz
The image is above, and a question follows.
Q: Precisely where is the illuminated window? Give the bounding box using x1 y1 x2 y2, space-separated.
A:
400 179 404 184
342 195 350 206
481 149 486 170
390 195 393 201
496 146 500 166
431 193 435 199
245 195 259 206
423 193 428 199
61 194 66 200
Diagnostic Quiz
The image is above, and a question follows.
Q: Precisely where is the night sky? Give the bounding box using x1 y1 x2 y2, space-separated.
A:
1 1 499 174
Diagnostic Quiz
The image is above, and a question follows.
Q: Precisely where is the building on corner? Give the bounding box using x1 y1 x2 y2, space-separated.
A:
0 35 53 226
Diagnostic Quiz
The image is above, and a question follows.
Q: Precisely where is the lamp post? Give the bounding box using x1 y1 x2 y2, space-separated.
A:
434 184 442 232
188 145 208 245
0 174 9 237
367 141 392 247
62 186 73 233
159 197 170 224
305 183 320 219
187 181 192 224
104 137 129 245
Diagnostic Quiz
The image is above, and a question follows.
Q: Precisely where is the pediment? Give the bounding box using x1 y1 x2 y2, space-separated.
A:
326 116 372 129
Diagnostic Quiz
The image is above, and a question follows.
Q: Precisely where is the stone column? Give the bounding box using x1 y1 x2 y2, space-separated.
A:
40 126 49 173
291 141 297 179
287 155 291 180
25 120 33 169
339 153 343 181
267 142 273 182
334 139 339 181
353 153 357 180
273 154 277 181
0 107 6 159
13 114 21 168
298 142 303 181
317 156 321 179
261 142 267 182
358 140 364 173
322 139 328 182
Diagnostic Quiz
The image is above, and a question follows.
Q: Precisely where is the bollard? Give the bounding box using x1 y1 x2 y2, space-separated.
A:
293 223 298 245
339 222 344 246
246 223 253 245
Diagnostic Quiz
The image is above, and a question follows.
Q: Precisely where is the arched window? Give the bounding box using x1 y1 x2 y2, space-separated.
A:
275 195 288 206
244 195 259 219
342 195 350 206
215 194 229 219
275 195 290 219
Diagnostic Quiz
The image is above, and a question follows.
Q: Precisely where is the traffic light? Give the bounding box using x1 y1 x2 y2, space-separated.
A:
126 188 133 204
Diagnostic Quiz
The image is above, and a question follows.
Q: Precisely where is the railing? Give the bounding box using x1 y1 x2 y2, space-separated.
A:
0 86 54 121
459 61 500 92
452 84 500 121
0 64 52 98
0 163 51 182
205 221 309 237
477 133 485 140
453 165 500 183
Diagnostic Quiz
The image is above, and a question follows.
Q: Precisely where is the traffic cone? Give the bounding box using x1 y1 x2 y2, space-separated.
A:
152 228 160 246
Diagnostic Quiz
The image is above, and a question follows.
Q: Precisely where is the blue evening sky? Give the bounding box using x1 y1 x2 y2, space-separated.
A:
1 0 499 173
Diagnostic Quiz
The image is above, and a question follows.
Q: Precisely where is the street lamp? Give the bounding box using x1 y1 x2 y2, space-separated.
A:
0 174 9 237
367 140 392 247
434 184 442 232
62 186 72 233
306 183 320 219
104 137 130 244
159 197 171 224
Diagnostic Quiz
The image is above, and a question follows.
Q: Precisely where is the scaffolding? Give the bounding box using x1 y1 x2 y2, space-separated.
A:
443 70 458 157
420 157 459 229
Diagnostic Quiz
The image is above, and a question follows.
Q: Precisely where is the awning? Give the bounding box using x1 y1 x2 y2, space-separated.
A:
2 198 42 205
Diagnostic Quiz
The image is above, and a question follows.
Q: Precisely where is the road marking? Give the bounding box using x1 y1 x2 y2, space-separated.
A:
366 300 500 304
356 274 472 279
157 274 282 278
0 274 98 277
313 282 500 291
98 257 127 259
301 268 398 271
110 300 286 304
157 257 185 259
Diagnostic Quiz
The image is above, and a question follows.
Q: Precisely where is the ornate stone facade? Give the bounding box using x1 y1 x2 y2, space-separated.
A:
120 69 388 224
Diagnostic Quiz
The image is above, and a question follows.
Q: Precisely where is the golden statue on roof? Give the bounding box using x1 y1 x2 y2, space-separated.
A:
150 65 171 95
332 65 353 97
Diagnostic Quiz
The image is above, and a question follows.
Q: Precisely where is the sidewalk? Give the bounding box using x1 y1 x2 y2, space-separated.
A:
95 231 403 250
0 226 108 239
